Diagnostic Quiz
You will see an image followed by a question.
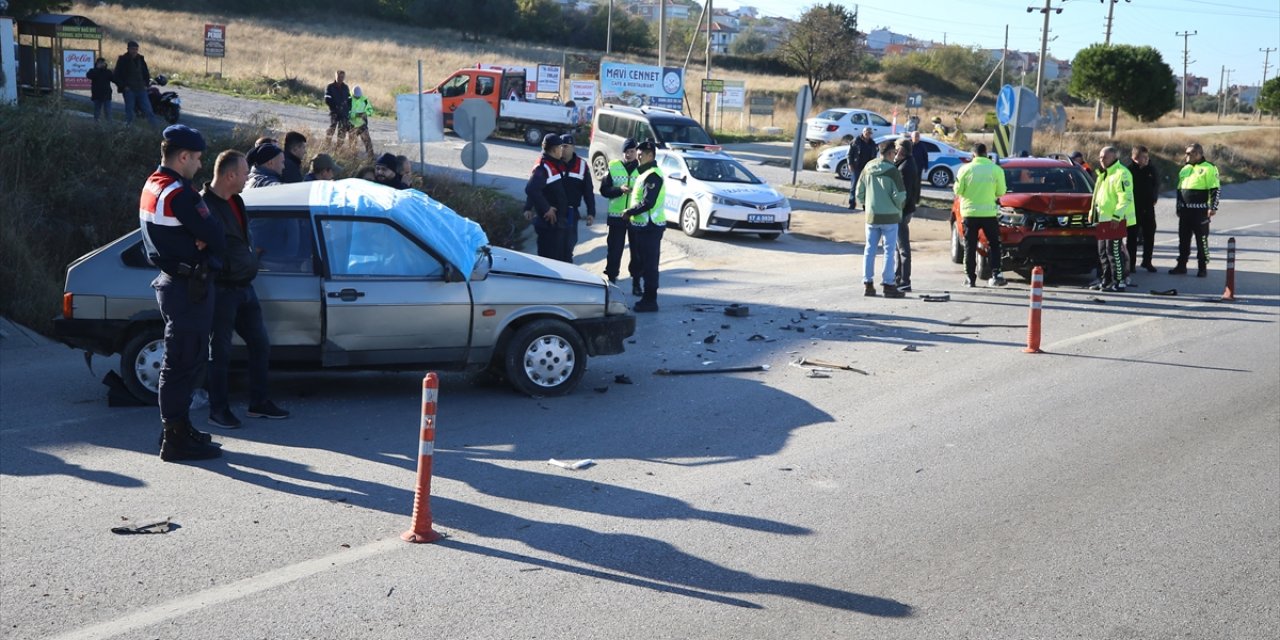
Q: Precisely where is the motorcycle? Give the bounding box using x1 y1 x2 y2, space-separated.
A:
138 75 181 124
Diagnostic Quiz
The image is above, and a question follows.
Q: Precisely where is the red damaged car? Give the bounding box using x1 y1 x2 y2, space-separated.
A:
950 157 1097 279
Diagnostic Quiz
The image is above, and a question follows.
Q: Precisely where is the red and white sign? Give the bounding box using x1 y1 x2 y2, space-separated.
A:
204 23 226 58
62 49 94 90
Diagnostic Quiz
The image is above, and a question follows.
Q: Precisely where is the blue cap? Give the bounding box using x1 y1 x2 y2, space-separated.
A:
559 134 575 146
162 125 206 152
622 138 639 152
636 139 657 152
541 133 562 150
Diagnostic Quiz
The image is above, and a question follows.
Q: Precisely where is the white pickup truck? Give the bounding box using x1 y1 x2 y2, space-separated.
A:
428 68 579 145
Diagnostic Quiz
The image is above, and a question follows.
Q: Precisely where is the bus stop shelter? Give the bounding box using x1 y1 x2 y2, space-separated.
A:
15 14 103 95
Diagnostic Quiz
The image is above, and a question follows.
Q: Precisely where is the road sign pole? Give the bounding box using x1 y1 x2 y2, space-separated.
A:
471 119 478 186
418 60 425 175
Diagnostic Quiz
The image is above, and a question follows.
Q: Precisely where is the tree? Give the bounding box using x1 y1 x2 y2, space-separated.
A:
775 3 861 103
729 28 767 56
513 0 564 43
1259 77 1280 115
3 0 71 18
1069 44 1177 136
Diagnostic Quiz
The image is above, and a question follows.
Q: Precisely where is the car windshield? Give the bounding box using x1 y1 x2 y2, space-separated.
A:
685 157 760 184
653 122 715 145
1004 166 1093 194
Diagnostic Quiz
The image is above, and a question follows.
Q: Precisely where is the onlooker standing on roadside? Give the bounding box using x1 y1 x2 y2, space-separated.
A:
855 141 907 298
910 131 928 175
372 153 405 189
524 134 568 261
893 138 921 293
201 150 290 429
598 138 639 286
114 41 156 127
848 127 878 209
348 86 375 159
87 57 114 122
558 135 596 263
304 154 340 181
324 70 351 146
1090 146 1135 292
954 142 1008 288
281 132 307 183
1128 145 1160 273
245 143 286 189
140 125 222 461
1171 143 1220 277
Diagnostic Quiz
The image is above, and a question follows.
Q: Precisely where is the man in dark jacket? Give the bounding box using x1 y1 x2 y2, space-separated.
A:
304 154 340 181
281 131 307 183
1128 145 1160 273
201 150 289 429
524 134 569 261
87 58 114 121
894 138 922 292
324 70 351 146
113 41 156 127
558 135 596 263
848 127 878 209
372 153 407 189
245 144 286 189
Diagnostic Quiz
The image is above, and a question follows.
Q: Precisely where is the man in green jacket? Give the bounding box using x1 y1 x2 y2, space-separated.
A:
954 143 1007 287
855 141 907 298
1091 146 1136 292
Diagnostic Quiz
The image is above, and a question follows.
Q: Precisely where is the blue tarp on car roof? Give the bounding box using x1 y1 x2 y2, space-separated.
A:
308 179 490 279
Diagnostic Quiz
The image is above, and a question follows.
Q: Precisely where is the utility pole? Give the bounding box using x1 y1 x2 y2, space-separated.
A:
658 0 666 68
1176 30 1197 118
606 0 612 54
1028 0 1063 99
704 0 713 130
1218 66 1234 120
1000 24 1009 89
1095 0 1130 120
1260 47 1276 120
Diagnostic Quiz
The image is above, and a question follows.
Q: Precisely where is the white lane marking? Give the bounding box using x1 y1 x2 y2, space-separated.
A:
47 537 406 640
1154 218 1280 245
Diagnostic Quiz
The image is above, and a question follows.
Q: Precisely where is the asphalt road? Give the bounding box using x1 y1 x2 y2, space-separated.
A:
6 90 1278 638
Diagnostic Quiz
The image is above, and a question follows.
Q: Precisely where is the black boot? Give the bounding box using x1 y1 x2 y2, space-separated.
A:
1197 264 1207 277
1169 263 1188 275
882 284 906 298
864 282 877 297
160 420 221 462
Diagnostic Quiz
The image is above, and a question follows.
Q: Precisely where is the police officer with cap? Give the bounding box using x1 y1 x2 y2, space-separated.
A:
623 139 665 312
139 124 225 461
598 138 639 286
524 133 569 261
1171 142 1220 277
558 134 596 262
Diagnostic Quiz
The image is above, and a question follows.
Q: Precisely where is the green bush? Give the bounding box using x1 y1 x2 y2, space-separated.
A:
0 103 525 335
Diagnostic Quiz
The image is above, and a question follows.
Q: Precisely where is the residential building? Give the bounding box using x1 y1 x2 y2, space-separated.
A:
698 20 738 54
1182 75 1209 97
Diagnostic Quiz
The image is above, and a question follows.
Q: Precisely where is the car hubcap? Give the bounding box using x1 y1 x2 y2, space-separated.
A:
683 206 698 234
134 338 165 394
523 335 575 388
932 171 949 187
838 162 850 180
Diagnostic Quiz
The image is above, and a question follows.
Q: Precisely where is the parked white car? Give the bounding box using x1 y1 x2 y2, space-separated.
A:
657 146 791 240
814 134 974 188
804 108 894 146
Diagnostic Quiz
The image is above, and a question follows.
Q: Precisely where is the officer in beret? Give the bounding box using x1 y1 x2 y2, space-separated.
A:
623 139 666 312
139 125 225 461
524 133 569 261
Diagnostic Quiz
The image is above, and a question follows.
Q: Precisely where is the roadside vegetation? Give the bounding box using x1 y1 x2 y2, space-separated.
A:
0 104 524 335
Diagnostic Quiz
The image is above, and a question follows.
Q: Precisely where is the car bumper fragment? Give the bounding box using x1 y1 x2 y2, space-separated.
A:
52 318 131 355
573 315 636 356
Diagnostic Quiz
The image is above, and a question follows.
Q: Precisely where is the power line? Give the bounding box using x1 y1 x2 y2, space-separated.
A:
1177 30 1198 117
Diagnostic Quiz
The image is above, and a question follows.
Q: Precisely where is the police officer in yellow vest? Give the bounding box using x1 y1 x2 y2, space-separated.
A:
1171 143 1220 277
1091 146 1135 292
953 142 1007 287
623 140 665 312
598 138 640 290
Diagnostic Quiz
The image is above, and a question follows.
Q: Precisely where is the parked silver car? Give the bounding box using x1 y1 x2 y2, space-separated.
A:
53 181 635 399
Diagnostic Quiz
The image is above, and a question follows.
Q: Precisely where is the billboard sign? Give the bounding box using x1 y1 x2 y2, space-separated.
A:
600 62 684 111
536 64 562 96
62 49 93 90
719 80 745 111
204 23 226 58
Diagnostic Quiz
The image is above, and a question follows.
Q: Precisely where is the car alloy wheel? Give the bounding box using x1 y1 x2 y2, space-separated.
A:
590 154 609 181
681 202 704 238
837 160 851 181
930 167 953 188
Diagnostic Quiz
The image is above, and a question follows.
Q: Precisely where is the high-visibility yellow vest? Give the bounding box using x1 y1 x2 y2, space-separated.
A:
606 160 635 216
1178 161 1220 191
1093 162 1135 224
349 96 374 127
629 166 666 226
954 157 1006 218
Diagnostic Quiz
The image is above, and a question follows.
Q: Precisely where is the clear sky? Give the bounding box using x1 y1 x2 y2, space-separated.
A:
721 0 1280 91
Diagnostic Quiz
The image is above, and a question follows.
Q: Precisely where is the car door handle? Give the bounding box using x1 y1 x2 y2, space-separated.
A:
327 288 365 302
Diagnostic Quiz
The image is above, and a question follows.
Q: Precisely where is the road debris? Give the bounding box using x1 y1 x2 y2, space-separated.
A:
920 294 950 302
703 333 718 344
110 518 173 535
593 386 609 393
547 458 596 470
797 357 869 375
654 365 771 376
1089 297 1107 304
1150 289 1178 296
747 334 769 342
902 344 919 352
614 374 633 384
724 304 750 317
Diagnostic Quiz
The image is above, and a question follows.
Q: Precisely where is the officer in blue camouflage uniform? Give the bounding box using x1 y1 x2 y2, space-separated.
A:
139 125 225 461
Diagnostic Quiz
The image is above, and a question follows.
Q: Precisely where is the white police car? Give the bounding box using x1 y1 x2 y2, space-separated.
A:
815 134 973 188
657 145 791 240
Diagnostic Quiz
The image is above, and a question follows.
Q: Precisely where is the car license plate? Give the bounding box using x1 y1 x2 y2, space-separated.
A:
748 214 774 223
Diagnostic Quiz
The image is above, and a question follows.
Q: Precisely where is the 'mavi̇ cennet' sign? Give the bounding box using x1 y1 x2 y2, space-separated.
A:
600 62 683 111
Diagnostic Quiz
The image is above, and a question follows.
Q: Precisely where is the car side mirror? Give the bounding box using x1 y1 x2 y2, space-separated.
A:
669 172 685 182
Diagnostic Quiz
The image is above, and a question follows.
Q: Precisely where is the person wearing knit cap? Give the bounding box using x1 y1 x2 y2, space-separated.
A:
373 152 406 189
140 125 225 461
347 85 375 158
245 143 286 189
